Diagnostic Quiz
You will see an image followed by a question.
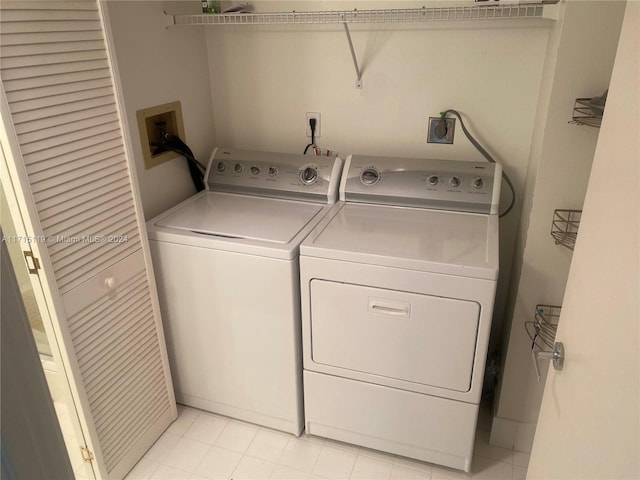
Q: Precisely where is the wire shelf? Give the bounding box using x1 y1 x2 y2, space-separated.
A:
569 98 603 127
526 304 561 351
551 209 582 250
170 5 546 26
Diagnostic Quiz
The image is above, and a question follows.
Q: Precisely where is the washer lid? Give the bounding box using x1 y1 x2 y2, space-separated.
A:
302 203 499 280
156 192 324 244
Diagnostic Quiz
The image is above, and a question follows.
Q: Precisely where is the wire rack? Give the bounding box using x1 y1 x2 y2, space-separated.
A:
569 98 603 127
170 5 546 26
526 304 561 351
551 209 582 250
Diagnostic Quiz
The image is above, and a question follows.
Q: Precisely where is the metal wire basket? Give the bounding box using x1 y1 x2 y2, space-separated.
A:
551 209 582 250
525 304 561 351
569 97 603 127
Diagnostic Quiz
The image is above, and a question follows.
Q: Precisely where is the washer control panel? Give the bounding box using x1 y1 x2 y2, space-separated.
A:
207 148 343 204
342 155 502 214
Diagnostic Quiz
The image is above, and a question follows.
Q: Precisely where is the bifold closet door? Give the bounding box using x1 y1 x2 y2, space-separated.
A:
0 2 176 478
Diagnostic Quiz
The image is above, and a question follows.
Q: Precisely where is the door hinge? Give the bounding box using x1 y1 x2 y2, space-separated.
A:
23 250 41 274
80 446 94 463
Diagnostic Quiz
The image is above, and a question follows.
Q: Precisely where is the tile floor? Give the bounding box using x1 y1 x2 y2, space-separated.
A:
125 404 529 480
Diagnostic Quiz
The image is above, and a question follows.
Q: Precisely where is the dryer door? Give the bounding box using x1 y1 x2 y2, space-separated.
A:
309 280 480 392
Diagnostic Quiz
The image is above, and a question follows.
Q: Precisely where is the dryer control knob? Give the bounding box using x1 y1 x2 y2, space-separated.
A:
361 168 380 185
427 175 439 186
449 176 461 188
300 167 318 185
250 166 260 176
217 161 226 172
268 167 278 177
473 177 485 189
234 163 243 174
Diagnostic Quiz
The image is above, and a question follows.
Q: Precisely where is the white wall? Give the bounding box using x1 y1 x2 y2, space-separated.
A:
527 1 639 476
491 0 626 452
104 2 627 448
105 1 216 219
205 0 552 343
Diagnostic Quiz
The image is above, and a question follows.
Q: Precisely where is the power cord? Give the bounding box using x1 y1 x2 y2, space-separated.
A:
434 116 448 140
303 117 317 154
439 110 516 218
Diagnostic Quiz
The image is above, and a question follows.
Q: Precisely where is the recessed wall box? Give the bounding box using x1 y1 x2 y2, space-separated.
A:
136 101 185 169
427 117 455 144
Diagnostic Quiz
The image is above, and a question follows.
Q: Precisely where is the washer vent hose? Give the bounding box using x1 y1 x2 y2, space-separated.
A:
151 128 207 192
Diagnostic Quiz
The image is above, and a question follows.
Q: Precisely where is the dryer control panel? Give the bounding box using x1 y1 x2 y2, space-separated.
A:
207 148 343 204
340 155 502 214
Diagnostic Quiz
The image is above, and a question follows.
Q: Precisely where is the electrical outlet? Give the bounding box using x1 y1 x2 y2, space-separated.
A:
427 117 455 144
306 112 321 138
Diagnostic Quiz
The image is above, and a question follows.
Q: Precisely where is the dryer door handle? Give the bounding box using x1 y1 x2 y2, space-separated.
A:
368 298 411 318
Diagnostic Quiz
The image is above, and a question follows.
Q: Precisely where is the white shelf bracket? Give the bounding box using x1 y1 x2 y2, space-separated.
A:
342 22 362 89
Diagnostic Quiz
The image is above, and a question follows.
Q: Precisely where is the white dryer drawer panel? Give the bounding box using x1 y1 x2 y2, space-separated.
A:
310 280 480 392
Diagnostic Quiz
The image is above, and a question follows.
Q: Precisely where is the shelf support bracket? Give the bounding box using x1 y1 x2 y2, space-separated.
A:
342 22 362 89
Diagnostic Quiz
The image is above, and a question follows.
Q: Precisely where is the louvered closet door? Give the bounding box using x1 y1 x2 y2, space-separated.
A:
0 2 177 479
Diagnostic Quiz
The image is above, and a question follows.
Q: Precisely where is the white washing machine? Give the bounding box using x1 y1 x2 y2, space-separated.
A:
300 155 501 471
147 148 343 435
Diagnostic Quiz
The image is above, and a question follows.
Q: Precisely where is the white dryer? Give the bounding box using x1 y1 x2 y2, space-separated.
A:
300 155 501 471
147 148 342 435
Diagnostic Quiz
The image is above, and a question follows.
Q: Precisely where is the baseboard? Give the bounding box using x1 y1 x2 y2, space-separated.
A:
489 416 537 453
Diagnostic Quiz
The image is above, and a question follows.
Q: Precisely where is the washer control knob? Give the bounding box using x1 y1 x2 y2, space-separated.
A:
427 175 439 186
473 177 485 189
300 166 318 185
216 161 226 172
268 167 278 177
250 166 260 176
361 168 380 185
234 163 243 174
449 176 461 188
